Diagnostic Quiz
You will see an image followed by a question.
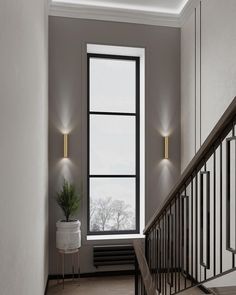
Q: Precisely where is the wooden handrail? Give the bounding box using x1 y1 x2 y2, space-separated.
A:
144 96 236 234
133 240 156 295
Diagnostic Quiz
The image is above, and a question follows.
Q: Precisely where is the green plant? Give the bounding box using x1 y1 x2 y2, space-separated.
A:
57 179 80 222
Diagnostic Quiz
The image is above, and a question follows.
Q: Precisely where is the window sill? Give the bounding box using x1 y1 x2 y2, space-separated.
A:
86 234 145 241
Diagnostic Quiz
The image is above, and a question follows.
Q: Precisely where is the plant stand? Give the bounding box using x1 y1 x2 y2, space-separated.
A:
56 248 80 288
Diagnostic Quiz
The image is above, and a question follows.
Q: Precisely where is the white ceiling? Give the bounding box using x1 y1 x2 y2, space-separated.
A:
51 0 190 14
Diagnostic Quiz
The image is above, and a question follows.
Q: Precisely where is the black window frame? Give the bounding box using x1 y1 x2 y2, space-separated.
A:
87 53 140 235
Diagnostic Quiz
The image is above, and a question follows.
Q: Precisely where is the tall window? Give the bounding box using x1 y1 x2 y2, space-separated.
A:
87 53 140 235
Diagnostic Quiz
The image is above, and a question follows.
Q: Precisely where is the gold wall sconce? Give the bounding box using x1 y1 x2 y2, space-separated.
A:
63 133 69 158
164 136 169 159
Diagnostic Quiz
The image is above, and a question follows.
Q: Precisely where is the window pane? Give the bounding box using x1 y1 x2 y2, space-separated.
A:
90 58 136 113
90 115 136 175
89 178 136 232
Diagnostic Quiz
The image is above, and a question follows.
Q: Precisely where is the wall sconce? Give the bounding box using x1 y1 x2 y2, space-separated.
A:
164 136 169 159
63 133 69 158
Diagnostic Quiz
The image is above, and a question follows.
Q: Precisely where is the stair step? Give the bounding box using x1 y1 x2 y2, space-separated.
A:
178 287 211 294
210 286 236 295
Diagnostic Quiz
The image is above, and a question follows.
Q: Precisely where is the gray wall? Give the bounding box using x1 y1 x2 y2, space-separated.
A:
0 0 48 294
181 0 236 287
49 16 181 274
181 0 236 172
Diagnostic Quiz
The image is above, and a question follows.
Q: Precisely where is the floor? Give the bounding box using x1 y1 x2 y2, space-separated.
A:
211 286 236 295
46 276 207 295
47 276 134 295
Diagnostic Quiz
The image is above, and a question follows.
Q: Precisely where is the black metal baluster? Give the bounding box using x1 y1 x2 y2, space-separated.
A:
151 226 155 282
135 256 139 295
181 189 189 289
164 211 167 295
155 226 158 292
162 216 165 295
234 123 236 269
181 192 184 285
152 229 155 278
154 226 157 290
145 233 149 295
171 209 174 293
149 231 152 280
186 190 189 287
152 230 154 276
171 210 174 293
175 196 177 293
152 228 154 282
145 234 149 266
220 141 223 274
200 168 210 279
195 172 198 283
156 226 160 293
213 149 216 277
154 227 158 290
226 131 236 268
166 214 170 292
159 226 162 293
164 215 166 295
167 209 173 292
205 164 208 281
191 176 194 285
178 193 181 292
181 190 187 289
232 124 235 268
167 213 170 294
204 164 207 283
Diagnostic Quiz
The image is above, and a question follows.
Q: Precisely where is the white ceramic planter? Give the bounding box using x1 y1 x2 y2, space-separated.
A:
56 220 81 252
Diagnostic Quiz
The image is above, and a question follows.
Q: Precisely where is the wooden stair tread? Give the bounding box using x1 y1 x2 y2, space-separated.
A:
210 286 236 295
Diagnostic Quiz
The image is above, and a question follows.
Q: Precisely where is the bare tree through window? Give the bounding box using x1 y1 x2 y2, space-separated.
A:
90 196 135 232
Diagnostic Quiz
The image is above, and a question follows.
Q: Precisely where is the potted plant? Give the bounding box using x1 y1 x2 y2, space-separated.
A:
56 179 81 252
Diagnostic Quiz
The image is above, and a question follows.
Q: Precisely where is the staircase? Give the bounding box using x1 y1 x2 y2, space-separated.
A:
134 97 236 295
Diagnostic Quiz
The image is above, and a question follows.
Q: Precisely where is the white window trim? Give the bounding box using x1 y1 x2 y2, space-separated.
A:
87 44 145 239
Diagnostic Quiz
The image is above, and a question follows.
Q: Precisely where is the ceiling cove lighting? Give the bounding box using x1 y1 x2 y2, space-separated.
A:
164 136 169 159
51 0 190 15
63 133 69 158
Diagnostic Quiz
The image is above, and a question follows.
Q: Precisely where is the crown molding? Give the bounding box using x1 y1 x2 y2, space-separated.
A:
49 2 181 27
180 0 200 26
49 0 198 28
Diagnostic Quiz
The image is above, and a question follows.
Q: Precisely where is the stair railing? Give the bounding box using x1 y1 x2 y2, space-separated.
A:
134 96 236 295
